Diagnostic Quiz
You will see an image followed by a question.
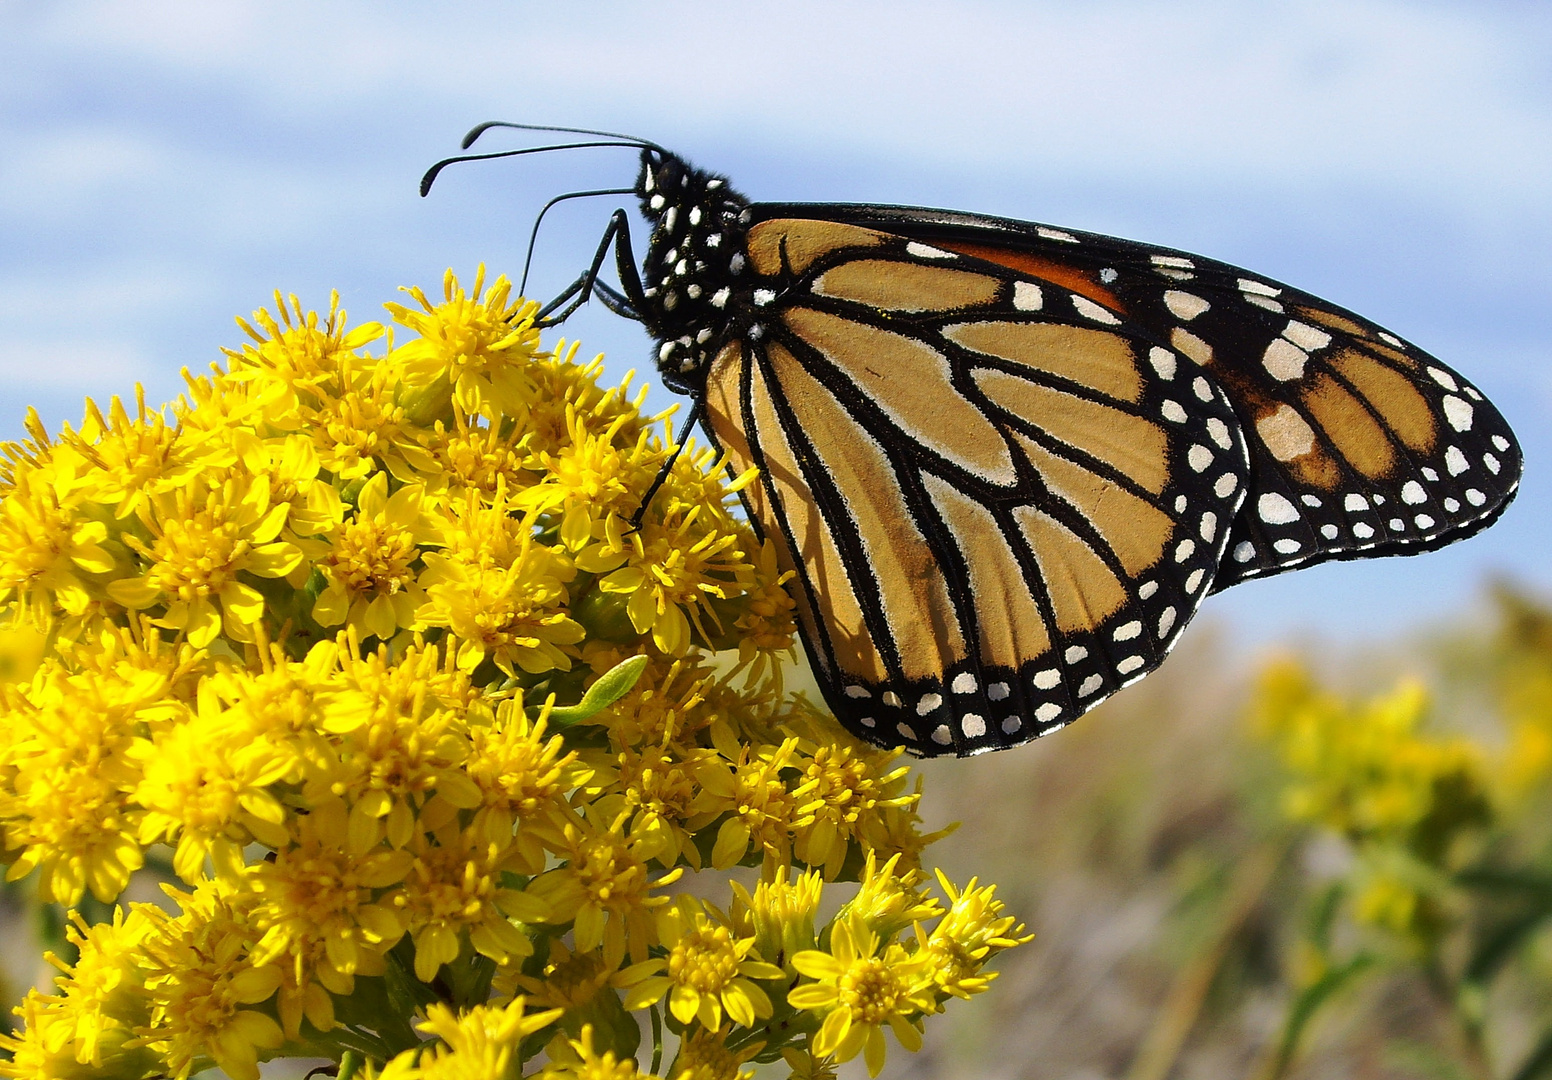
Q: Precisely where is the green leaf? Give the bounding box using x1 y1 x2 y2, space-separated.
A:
536 654 650 728
1465 905 1552 985
1264 952 1377 1080
1455 867 1552 899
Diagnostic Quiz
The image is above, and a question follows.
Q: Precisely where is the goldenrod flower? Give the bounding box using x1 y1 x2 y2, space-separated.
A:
379 996 564 1080
106 473 302 646
528 807 682 966
598 502 750 657
617 898 782 1029
0 270 1026 1080
310 471 440 640
386 266 543 423
538 1022 661 1080
668 1024 762 1080
788 914 936 1077
730 867 824 974
135 880 285 1080
246 799 410 999
0 450 118 624
390 822 550 982
0 660 150 904
923 870 1031 1001
790 741 914 880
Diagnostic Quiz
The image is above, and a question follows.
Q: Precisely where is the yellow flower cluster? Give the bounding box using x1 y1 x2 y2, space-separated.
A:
1250 660 1493 946
0 270 1029 1079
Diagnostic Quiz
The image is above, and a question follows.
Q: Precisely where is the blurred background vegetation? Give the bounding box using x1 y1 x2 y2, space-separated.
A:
891 581 1552 1080
2 580 1550 1080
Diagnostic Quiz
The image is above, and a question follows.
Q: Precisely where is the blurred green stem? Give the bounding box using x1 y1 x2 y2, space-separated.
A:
1127 841 1288 1080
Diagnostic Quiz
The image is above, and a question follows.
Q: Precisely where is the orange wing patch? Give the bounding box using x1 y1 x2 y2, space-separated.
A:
1302 373 1397 481
784 306 1019 485
1014 506 1128 634
936 240 1125 313
972 369 1170 494
943 322 1145 403
765 342 967 682
920 472 1053 669
746 218 886 277
812 259 1003 312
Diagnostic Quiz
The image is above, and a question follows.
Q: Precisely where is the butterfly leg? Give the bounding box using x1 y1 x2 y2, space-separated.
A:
536 209 649 327
629 397 706 529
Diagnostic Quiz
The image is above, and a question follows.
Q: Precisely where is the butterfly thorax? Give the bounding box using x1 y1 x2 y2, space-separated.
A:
636 150 754 394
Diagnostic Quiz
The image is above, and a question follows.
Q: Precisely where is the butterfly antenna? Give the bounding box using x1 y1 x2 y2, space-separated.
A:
462 121 664 154
520 187 636 296
630 399 705 531
420 141 647 197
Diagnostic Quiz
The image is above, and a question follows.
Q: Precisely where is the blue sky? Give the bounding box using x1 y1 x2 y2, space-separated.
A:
2 0 1549 650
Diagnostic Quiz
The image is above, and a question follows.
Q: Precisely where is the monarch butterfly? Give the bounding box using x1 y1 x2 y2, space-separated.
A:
423 123 1522 758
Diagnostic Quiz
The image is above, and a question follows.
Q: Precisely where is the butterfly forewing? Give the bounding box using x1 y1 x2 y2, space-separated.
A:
703 218 1251 756
757 205 1522 593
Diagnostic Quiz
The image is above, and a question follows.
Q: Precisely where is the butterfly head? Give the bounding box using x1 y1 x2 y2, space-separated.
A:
635 149 753 394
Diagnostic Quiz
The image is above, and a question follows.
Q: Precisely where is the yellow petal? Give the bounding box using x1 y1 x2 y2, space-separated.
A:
106 576 161 609
712 816 751 871
221 580 266 624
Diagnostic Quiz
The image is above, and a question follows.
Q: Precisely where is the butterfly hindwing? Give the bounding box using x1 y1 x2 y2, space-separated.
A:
754 205 1523 594
702 218 1251 756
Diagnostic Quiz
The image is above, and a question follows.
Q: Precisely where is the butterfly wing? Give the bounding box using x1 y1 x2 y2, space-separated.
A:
755 204 1523 593
700 217 1250 756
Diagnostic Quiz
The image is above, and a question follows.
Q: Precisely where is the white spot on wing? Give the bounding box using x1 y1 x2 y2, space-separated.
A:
1035 702 1062 723
1239 278 1281 297
1263 338 1309 381
1079 674 1104 697
1428 367 1458 391
1064 645 1088 663
1033 669 1060 690
1114 621 1142 642
1188 445 1213 471
917 693 943 715
1233 541 1255 562
1149 346 1176 379
1282 321 1332 351
1012 281 1043 311
906 241 955 259
963 714 987 737
1162 400 1188 423
1071 294 1121 324
1164 290 1210 320
1258 492 1300 524
1117 655 1145 675
1038 227 1079 243
951 673 977 694
1443 395 1474 432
